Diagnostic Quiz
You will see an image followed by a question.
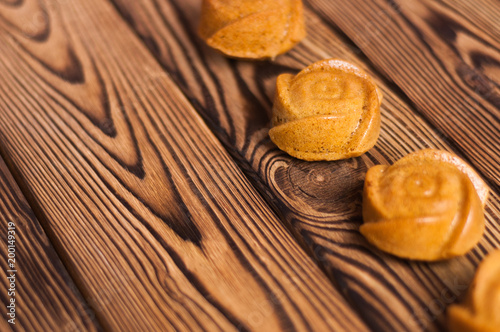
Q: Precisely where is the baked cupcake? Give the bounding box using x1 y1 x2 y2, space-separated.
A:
269 59 382 161
361 149 488 261
198 0 306 59
448 250 500 332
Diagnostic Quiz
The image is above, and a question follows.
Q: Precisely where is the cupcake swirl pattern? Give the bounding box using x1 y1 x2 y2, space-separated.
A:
361 149 488 261
198 0 305 59
269 59 382 161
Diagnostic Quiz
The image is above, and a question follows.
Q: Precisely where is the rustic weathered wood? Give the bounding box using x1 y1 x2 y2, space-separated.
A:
0 317 13 332
0 0 369 331
306 0 500 191
0 156 100 331
439 0 500 42
110 0 500 330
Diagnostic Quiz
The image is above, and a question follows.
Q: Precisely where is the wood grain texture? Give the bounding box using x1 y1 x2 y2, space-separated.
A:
109 0 500 331
438 0 500 43
0 156 100 331
306 0 500 191
0 0 369 331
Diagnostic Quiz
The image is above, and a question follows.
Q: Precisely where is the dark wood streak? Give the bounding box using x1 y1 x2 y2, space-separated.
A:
435 0 500 50
0 0 86 83
0 0 49 40
164 0 233 130
0 0 23 7
111 86 203 244
109 0 500 330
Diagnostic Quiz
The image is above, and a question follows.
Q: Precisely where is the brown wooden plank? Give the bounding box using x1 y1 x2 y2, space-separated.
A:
437 0 500 43
0 316 13 332
0 156 100 331
306 0 500 191
109 0 500 331
0 0 368 331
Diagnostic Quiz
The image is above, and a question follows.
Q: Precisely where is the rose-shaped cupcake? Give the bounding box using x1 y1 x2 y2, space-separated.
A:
198 0 305 59
448 250 500 332
361 149 488 261
269 59 382 161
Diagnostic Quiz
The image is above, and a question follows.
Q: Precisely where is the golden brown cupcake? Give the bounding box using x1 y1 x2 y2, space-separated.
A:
269 59 382 161
448 250 500 332
198 0 305 59
361 149 488 261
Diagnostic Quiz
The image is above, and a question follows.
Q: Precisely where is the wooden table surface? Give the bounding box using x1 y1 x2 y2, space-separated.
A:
0 0 499 331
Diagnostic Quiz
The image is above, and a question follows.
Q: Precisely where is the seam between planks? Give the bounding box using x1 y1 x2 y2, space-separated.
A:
0 145 108 332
